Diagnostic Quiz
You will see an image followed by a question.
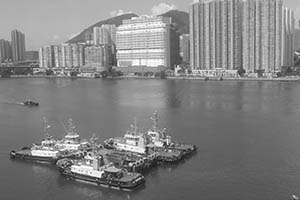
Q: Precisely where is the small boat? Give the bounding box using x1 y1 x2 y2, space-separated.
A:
291 195 300 200
23 100 39 106
57 154 145 191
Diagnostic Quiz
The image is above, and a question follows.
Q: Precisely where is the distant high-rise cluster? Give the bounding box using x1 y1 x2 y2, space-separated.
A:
39 24 118 69
39 44 84 68
190 0 295 74
0 29 26 63
116 16 180 69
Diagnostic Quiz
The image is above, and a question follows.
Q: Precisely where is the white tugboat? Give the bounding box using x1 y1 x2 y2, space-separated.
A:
104 118 149 155
147 111 197 162
56 118 91 151
10 118 62 164
147 111 172 148
57 153 145 191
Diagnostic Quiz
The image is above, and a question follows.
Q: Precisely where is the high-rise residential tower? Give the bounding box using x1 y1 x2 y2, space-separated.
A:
93 24 116 46
0 39 12 63
11 30 25 62
40 44 84 68
39 45 55 68
190 0 242 71
190 0 294 74
116 16 180 68
242 0 294 73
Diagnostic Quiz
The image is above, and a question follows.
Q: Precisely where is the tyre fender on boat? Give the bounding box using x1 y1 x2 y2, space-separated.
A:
10 150 16 158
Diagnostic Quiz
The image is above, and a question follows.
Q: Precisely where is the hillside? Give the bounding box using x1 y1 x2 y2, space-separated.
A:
160 10 189 35
67 13 138 44
67 10 190 44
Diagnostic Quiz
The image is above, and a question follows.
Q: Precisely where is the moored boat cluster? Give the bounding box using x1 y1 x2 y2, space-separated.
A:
10 112 196 191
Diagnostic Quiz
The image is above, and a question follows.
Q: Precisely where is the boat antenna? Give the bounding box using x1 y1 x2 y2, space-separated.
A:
151 111 158 131
130 117 138 134
61 121 68 134
43 117 51 138
67 118 76 135
134 117 137 134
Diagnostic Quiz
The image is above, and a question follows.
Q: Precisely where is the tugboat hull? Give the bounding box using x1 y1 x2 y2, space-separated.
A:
10 150 59 164
60 169 145 191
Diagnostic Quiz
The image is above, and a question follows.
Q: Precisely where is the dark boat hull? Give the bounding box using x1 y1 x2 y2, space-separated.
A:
10 150 59 164
60 169 144 191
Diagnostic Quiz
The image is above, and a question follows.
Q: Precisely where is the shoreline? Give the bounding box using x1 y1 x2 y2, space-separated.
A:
2 75 300 82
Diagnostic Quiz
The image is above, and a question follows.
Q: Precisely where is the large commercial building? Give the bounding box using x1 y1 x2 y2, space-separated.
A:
11 29 25 62
116 16 180 69
0 39 12 63
242 0 294 73
190 0 242 71
39 44 84 68
190 0 294 74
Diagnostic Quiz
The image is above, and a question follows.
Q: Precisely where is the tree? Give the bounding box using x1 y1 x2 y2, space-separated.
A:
45 69 54 76
237 69 246 77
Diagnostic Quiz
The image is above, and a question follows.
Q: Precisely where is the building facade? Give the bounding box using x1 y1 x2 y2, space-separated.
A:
93 24 116 45
190 0 242 71
11 30 25 62
84 45 112 70
39 45 55 68
25 51 39 61
242 0 294 73
180 34 190 64
116 16 180 68
190 0 294 74
39 44 84 68
0 39 12 63
295 29 300 51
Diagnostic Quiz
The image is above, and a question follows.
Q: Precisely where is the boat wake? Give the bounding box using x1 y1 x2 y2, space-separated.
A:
0 101 23 105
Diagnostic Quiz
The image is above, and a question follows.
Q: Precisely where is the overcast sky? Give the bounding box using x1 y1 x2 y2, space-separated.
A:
0 0 299 51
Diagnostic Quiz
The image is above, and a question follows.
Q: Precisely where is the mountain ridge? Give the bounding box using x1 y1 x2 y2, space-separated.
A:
67 10 189 44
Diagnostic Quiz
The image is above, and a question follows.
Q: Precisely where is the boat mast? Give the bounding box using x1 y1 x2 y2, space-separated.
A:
67 118 76 135
151 111 158 132
43 117 51 139
90 133 99 151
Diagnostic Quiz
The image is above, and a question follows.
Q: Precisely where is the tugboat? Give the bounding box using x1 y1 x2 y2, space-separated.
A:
10 118 61 164
56 118 91 152
146 111 196 161
57 154 145 191
23 100 39 106
104 118 149 155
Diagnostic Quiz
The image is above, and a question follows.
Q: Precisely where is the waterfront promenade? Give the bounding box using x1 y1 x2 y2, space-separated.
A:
6 74 300 82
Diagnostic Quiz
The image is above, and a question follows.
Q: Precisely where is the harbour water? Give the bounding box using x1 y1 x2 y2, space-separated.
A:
1 78 300 200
